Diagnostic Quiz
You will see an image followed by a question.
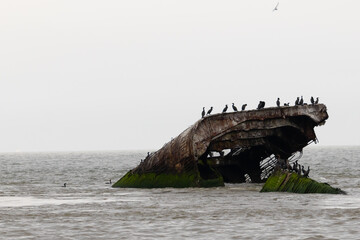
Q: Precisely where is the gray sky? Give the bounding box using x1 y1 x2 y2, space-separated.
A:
1 0 359 152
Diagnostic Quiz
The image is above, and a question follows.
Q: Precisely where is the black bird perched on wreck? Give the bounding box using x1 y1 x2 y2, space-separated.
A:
299 96 304 105
276 98 280 107
292 160 298 173
302 165 310 177
232 103 238 112
207 106 213 115
241 104 247 111
295 97 300 106
222 104 228 113
311 96 315 105
315 97 319 104
257 101 265 110
297 164 302 175
201 107 205 118
284 103 290 106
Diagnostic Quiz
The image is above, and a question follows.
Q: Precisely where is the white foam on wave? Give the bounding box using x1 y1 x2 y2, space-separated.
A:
0 196 142 208
318 195 360 209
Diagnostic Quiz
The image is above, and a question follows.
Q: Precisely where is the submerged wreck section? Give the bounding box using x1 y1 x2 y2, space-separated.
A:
113 104 328 188
261 170 345 194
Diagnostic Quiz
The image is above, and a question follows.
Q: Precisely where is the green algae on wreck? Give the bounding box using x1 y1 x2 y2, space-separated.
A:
260 170 346 194
112 170 224 188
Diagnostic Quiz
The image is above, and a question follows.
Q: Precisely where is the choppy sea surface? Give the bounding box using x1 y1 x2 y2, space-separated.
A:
1 146 360 240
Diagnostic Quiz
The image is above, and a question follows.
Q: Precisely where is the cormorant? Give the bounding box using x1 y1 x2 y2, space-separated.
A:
295 97 299 105
257 101 265 110
62 183 67 187
241 104 247 111
207 107 213 115
299 96 304 105
297 164 302 175
292 162 298 173
222 104 228 113
302 166 310 177
232 103 238 112
106 179 112 184
311 96 315 105
276 98 280 107
201 107 205 118
315 97 319 104
284 103 290 106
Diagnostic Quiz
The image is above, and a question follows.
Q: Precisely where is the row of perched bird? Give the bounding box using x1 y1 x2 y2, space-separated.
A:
201 96 320 118
289 160 310 178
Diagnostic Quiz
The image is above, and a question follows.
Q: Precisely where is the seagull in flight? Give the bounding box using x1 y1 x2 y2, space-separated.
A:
273 2 279 11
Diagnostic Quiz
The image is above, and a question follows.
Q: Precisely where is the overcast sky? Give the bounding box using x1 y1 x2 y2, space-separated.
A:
1 0 359 152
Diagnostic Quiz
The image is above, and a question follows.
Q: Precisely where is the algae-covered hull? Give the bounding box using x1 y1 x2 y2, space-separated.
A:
113 104 328 188
261 170 346 194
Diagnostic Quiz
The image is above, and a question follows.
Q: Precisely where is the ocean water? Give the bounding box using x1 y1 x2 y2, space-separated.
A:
1 146 360 240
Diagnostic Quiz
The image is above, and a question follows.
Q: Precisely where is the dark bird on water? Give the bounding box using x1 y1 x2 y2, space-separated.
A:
257 101 265 110
315 97 319 104
201 107 205 118
62 183 67 187
207 106 213 115
232 103 238 112
311 96 315 105
276 98 280 107
106 179 112 184
273 2 279 11
299 96 304 105
241 104 247 111
222 104 228 113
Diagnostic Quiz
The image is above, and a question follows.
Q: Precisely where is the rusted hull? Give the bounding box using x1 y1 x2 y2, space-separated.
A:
114 104 328 187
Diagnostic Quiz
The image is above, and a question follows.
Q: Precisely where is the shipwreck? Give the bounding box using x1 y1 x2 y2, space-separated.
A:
113 104 329 188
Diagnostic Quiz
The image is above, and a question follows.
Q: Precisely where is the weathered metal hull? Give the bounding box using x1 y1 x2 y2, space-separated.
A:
261 170 345 194
113 104 328 188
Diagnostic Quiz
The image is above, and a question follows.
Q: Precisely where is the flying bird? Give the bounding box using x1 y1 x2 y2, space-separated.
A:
273 2 279 11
